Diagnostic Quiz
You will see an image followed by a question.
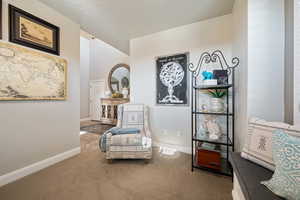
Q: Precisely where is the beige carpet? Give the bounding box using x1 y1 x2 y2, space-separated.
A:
0 127 233 200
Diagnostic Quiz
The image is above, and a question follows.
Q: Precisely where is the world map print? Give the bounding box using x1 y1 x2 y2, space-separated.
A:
0 42 67 100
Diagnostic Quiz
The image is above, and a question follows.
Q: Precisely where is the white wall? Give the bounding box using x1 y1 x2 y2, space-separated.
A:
294 0 300 125
80 36 90 119
80 36 129 119
232 0 285 150
130 15 233 150
89 39 129 90
247 0 285 122
80 35 128 119
232 0 248 151
0 0 80 176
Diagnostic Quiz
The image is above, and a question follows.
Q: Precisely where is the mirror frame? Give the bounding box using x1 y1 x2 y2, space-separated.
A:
108 63 130 95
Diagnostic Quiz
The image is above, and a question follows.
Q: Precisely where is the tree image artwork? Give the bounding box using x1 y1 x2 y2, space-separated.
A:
159 62 184 103
156 53 188 105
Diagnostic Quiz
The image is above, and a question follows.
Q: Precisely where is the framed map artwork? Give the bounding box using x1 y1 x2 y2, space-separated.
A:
0 42 67 101
9 5 60 55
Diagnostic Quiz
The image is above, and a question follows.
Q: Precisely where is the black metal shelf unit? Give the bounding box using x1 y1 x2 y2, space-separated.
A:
188 50 239 176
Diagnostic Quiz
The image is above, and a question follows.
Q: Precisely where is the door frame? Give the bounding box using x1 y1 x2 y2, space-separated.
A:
89 79 105 121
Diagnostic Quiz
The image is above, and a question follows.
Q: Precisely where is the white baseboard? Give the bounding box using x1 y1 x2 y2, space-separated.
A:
0 147 81 187
232 190 239 200
80 117 91 122
153 141 191 154
80 131 89 135
232 173 246 200
232 188 246 200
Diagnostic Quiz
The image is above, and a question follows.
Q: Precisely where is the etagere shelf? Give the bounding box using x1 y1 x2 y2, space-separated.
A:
188 50 239 176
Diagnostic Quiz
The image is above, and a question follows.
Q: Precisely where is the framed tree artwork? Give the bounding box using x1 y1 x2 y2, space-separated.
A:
9 5 60 55
156 53 189 106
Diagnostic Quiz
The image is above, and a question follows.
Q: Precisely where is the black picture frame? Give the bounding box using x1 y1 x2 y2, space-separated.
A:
9 5 60 55
156 53 189 106
213 69 228 85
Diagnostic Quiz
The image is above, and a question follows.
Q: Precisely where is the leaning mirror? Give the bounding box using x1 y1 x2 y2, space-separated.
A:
108 63 130 98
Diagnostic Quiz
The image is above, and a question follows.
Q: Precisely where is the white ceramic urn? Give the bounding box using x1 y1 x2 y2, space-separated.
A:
210 98 224 112
122 88 129 98
104 90 112 98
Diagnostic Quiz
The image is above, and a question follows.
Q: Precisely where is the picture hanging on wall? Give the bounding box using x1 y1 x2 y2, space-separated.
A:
156 53 189 106
9 5 60 55
0 42 67 101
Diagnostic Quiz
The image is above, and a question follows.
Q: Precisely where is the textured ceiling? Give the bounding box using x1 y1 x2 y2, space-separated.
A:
39 0 235 54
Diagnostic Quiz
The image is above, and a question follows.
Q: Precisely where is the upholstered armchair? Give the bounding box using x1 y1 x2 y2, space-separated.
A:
105 104 152 160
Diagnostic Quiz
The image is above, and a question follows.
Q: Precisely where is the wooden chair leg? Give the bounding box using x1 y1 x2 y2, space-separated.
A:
144 159 150 164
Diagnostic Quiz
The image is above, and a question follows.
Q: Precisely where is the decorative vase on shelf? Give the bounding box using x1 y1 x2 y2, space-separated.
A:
122 88 129 98
210 98 224 113
104 90 112 98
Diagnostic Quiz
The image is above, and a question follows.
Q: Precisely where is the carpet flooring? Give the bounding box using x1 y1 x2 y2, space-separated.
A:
0 122 233 200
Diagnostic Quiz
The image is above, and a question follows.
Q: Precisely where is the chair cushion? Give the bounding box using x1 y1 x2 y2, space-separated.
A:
241 118 300 171
109 145 150 152
262 130 300 200
230 152 283 200
110 133 143 146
